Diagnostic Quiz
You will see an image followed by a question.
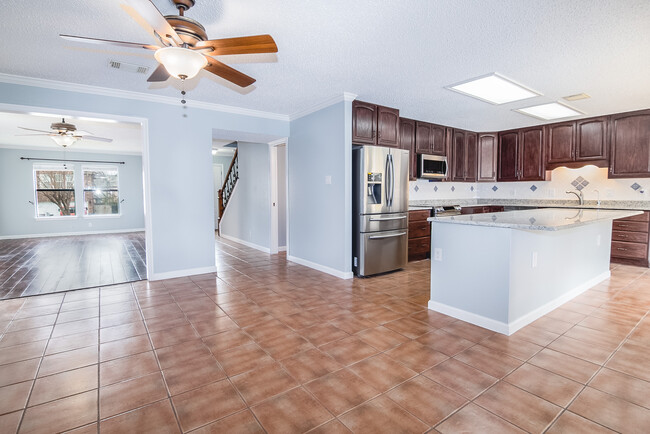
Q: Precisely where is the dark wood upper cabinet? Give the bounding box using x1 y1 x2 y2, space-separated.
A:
477 133 498 182
547 122 575 164
519 126 545 181
399 118 417 181
451 130 466 181
497 131 519 181
609 109 650 178
351 100 377 145
430 124 447 155
576 116 608 161
415 121 433 153
450 130 477 182
377 106 400 148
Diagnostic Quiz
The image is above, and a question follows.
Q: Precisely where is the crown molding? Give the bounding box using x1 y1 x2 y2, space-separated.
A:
0 73 290 122
289 92 358 121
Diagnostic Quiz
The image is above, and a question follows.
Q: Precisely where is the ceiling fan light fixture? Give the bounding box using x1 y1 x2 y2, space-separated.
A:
51 135 78 148
154 46 207 80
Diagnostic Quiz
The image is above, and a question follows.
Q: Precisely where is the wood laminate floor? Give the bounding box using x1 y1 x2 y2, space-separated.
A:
0 232 146 300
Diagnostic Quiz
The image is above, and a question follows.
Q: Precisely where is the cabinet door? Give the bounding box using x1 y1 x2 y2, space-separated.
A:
576 116 608 161
497 131 519 181
609 110 650 178
399 118 417 181
430 124 447 155
451 129 466 181
477 133 498 182
547 122 575 163
415 122 432 153
377 106 400 148
519 126 546 181
352 100 377 145
465 132 478 182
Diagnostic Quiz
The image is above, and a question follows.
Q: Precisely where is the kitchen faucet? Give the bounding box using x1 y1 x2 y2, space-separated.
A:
566 189 584 205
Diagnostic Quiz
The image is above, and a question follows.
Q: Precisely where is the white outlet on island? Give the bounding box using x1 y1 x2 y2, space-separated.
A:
434 248 442 261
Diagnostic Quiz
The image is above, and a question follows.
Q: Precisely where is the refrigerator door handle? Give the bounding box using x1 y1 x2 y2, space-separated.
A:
368 232 407 240
369 216 407 221
388 154 395 207
385 154 392 207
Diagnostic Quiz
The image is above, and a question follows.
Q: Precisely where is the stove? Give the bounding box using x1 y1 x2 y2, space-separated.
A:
432 205 462 217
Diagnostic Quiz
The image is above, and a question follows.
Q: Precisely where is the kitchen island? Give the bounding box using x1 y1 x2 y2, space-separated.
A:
427 208 641 335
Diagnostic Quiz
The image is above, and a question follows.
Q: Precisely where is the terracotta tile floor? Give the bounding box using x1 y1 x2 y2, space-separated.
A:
0 237 650 433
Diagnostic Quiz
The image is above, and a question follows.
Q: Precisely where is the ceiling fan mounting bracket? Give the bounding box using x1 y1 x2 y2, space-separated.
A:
164 15 207 45
171 0 196 15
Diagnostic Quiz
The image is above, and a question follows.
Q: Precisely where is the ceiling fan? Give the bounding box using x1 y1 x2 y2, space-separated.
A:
60 0 278 88
17 119 113 148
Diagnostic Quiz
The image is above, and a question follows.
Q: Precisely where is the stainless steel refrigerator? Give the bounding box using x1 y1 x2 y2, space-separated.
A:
352 145 409 277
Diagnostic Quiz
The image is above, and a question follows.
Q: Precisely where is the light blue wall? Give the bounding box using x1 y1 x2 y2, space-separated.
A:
0 81 289 278
220 142 271 250
288 100 352 276
0 148 144 237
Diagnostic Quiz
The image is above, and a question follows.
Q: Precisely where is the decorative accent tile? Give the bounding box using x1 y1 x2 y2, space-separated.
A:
571 177 590 191
451 186 455 192
414 185 419 192
470 186 474 192
530 185 537 192
433 186 438 192
491 215 497 222
529 217 536 225
576 176 584 183
631 183 641 191
492 186 498 192
571 180 579 187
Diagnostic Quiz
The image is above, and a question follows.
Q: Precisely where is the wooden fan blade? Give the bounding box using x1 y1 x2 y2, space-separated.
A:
204 59 256 87
81 136 113 143
196 35 278 56
147 64 170 82
18 127 54 134
123 0 183 46
60 34 159 50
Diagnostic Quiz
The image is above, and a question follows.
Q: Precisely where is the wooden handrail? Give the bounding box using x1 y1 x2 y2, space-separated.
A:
218 149 239 221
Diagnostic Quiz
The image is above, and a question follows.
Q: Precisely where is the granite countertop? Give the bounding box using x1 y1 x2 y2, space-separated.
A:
410 199 650 211
427 208 642 231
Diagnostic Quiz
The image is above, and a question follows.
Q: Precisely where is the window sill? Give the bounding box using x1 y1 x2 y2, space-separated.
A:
35 216 79 221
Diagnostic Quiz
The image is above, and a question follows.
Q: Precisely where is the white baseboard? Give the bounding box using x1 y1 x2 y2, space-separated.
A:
428 270 611 336
219 233 271 254
507 270 610 334
287 255 354 280
278 246 287 252
149 265 218 281
428 300 510 335
0 228 145 240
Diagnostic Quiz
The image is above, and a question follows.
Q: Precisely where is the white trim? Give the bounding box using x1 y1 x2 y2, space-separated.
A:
269 144 279 254
0 73 289 121
149 265 218 282
141 119 154 282
287 255 354 280
506 270 610 334
0 143 143 156
428 270 611 335
428 300 510 335
278 246 287 252
0 228 145 240
220 233 271 254
284 138 291 257
289 92 358 121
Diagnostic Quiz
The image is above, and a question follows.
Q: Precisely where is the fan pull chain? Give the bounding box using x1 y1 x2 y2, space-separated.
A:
180 77 187 105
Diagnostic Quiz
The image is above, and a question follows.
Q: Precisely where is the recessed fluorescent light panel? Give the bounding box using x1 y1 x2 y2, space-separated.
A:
447 73 541 104
515 102 583 120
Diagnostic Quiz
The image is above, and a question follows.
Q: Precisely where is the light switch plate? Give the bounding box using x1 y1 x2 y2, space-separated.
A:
433 248 442 261
325 176 332 184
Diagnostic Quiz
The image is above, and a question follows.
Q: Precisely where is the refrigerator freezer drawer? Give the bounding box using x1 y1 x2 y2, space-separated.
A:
357 229 408 276
360 213 408 232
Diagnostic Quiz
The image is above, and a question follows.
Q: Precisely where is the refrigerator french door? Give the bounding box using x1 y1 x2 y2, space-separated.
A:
352 145 409 276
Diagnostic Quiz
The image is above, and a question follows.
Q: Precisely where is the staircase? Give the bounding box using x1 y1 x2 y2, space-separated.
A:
217 149 238 233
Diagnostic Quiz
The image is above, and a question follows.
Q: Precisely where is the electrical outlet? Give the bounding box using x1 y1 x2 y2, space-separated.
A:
433 248 443 261
532 251 538 268
325 176 332 184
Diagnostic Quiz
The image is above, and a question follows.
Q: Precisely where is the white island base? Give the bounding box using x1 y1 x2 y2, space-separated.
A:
428 209 640 335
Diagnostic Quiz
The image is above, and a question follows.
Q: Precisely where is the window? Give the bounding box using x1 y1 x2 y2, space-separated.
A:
83 167 120 216
34 166 76 217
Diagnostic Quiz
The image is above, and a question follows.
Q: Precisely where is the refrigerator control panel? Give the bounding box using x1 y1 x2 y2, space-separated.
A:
367 172 382 183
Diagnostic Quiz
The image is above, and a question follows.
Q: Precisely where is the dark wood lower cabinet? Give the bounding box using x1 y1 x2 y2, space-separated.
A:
408 209 431 261
460 205 504 215
611 211 649 267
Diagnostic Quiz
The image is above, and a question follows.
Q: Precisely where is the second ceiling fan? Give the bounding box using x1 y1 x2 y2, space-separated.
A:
61 0 278 88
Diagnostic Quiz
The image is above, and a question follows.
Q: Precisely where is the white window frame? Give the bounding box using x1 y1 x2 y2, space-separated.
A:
81 165 122 218
33 164 78 220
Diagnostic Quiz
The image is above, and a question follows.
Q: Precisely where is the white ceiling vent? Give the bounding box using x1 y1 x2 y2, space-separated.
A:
108 60 149 74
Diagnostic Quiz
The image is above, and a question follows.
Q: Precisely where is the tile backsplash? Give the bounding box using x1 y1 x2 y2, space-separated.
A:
410 166 650 202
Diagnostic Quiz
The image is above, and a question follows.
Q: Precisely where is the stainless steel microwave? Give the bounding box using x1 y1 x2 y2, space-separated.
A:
418 154 448 179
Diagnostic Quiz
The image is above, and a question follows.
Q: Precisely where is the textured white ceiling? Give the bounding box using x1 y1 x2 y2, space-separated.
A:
0 111 143 154
1 0 649 131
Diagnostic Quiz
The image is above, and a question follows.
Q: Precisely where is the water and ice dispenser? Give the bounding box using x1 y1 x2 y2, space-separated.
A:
367 172 382 205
